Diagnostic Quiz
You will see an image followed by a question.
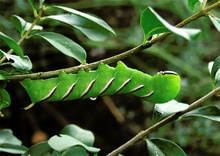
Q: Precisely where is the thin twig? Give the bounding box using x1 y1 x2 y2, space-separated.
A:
0 6 45 64
6 45 147 81
106 86 220 156
202 0 208 10
5 1 220 81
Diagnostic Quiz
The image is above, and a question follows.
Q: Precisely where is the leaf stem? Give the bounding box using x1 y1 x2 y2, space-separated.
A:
0 6 45 64
106 86 220 156
202 0 208 10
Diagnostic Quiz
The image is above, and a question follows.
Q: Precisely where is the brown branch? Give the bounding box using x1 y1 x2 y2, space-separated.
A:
106 86 220 156
6 45 147 81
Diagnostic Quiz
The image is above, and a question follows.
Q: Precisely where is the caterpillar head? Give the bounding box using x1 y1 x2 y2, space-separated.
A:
147 71 181 103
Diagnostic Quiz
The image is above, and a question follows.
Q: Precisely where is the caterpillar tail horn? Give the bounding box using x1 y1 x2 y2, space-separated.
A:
24 103 35 110
0 111 4 117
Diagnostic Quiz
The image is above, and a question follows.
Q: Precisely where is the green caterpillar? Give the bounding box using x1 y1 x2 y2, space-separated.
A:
21 61 180 106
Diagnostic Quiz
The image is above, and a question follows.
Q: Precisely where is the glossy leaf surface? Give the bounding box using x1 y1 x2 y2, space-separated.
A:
48 134 100 153
0 32 23 57
43 5 115 41
60 124 95 147
188 0 200 11
27 0 37 17
0 129 27 154
146 138 186 156
0 88 10 110
22 141 52 156
10 15 43 36
35 32 86 63
61 146 89 156
183 106 220 122
210 56 220 85
0 50 32 71
140 7 200 43
209 15 220 32
152 100 189 124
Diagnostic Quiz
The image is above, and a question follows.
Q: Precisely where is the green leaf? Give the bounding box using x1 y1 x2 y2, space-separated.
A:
182 106 220 122
43 5 115 41
140 8 168 43
152 100 189 124
39 0 45 9
0 70 8 80
0 129 22 145
22 141 53 156
10 15 43 36
34 32 86 63
28 0 37 17
10 15 26 34
0 89 11 110
0 144 28 154
61 146 89 156
0 31 23 57
60 124 95 147
48 134 100 153
146 138 187 156
0 50 32 71
140 7 201 43
0 129 27 154
210 56 220 85
209 15 220 32
188 0 200 11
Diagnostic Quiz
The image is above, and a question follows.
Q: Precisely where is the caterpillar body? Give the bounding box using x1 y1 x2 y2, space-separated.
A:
21 61 180 105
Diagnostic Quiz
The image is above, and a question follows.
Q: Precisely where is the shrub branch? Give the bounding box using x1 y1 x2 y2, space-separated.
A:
106 86 220 156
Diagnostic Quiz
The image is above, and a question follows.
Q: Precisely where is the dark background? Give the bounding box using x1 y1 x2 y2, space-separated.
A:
0 0 220 155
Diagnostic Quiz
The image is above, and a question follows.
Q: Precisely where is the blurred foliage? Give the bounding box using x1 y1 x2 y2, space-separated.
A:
0 0 220 155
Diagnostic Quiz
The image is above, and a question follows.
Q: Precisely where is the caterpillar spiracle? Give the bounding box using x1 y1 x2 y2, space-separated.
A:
21 61 181 106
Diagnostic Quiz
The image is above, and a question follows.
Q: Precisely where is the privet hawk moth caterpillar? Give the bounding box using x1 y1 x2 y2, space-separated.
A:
21 61 180 106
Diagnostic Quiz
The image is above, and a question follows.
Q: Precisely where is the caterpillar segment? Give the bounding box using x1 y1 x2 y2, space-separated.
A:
41 86 57 102
61 83 77 100
21 61 181 106
99 78 115 95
